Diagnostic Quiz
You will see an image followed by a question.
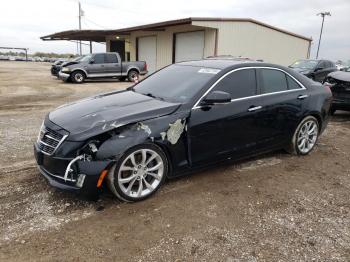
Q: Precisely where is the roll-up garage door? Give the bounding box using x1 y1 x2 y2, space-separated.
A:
137 36 157 73
175 31 205 62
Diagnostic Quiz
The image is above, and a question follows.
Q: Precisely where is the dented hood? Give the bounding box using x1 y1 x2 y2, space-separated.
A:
49 90 181 140
327 71 350 82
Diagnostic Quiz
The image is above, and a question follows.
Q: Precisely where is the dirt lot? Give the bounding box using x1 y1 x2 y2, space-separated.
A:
0 61 349 261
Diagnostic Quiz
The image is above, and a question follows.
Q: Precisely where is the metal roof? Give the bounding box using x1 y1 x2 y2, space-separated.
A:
40 17 312 42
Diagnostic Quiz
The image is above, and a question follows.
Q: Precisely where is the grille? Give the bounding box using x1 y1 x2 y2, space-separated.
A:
38 126 66 155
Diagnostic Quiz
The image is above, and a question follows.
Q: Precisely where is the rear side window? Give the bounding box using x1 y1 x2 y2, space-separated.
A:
214 69 257 99
259 69 288 94
105 53 118 63
286 75 301 90
93 54 105 64
327 61 335 68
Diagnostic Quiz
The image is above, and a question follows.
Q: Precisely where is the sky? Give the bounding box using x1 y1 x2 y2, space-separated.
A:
0 0 349 60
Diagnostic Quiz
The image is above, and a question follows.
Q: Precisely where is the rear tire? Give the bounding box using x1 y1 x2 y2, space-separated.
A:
127 70 139 82
286 116 319 155
71 71 85 84
107 143 168 202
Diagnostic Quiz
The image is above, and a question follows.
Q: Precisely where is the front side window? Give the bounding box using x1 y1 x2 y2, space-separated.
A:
213 69 257 99
259 69 288 94
93 54 105 64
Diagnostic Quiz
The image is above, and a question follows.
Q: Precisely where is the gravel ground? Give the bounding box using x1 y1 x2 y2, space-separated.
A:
0 61 349 261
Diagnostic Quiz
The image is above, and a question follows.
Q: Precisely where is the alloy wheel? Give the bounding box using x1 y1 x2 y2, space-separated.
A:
297 120 318 154
117 149 164 198
74 73 83 82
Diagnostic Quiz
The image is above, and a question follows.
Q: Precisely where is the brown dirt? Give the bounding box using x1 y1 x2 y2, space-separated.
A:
0 61 349 261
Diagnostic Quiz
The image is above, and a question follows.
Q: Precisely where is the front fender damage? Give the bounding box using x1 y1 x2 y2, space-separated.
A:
95 112 189 163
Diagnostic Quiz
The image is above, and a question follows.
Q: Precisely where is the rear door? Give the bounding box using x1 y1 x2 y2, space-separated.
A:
104 53 121 75
254 68 308 149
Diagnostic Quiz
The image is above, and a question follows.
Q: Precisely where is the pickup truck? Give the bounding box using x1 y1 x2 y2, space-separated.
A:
58 52 147 83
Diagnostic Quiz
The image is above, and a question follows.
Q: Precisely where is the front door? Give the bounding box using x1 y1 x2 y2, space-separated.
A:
189 68 261 165
87 53 106 75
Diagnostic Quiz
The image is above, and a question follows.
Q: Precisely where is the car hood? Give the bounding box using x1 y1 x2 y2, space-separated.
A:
327 71 350 82
49 90 181 141
62 61 80 67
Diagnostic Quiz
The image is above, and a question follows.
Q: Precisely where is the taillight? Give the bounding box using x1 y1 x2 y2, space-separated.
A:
144 63 147 71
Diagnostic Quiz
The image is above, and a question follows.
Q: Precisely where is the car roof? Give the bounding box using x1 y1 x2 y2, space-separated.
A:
176 59 288 70
176 59 263 69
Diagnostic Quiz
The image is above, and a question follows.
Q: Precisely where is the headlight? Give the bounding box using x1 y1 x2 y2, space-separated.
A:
61 67 70 73
37 121 45 143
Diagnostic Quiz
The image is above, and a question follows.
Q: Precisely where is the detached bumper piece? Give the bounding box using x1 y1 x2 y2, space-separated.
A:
34 144 112 196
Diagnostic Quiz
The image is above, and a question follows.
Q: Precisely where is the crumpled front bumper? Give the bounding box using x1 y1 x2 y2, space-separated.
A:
58 71 71 81
34 143 113 196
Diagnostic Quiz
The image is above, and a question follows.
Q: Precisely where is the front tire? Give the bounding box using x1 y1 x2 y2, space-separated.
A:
107 144 168 202
71 71 85 84
286 116 319 155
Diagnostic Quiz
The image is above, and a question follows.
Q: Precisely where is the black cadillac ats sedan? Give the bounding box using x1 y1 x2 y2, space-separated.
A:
34 59 333 202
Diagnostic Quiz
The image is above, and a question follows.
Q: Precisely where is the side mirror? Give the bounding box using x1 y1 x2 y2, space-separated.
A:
201 91 231 105
89 59 95 64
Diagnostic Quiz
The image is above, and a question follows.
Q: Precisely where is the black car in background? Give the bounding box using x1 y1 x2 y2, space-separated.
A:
34 59 332 202
324 68 350 114
289 59 337 82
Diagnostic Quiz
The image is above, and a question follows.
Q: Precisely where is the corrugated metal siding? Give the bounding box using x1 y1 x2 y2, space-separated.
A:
107 24 216 70
192 21 310 66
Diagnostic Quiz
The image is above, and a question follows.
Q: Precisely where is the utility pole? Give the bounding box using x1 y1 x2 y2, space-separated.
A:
316 12 331 59
78 1 83 55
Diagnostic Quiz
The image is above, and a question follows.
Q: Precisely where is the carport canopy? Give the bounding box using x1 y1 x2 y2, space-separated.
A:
40 17 312 42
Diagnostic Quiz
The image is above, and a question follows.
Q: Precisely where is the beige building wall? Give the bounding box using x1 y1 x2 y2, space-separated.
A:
192 21 310 66
106 24 216 69
105 20 310 69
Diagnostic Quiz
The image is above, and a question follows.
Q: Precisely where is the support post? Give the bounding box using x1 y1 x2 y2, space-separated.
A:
90 41 92 54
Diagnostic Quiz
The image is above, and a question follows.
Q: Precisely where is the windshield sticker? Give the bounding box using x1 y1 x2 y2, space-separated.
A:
198 68 221 74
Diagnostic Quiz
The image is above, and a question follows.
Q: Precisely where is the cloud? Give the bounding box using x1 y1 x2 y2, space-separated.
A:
0 0 349 60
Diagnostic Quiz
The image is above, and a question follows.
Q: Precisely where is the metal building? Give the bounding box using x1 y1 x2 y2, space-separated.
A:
41 17 312 73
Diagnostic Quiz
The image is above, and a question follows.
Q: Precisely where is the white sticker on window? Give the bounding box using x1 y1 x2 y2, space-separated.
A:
198 68 221 74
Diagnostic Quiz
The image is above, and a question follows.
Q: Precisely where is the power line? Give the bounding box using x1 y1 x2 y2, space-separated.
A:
83 17 108 29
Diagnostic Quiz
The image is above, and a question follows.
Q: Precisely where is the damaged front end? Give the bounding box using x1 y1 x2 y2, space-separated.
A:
34 109 190 197
34 120 113 196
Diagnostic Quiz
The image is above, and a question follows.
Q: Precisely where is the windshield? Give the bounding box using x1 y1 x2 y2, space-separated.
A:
133 65 219 103
72 56 85 62
290 60 318 70
79 54 93 62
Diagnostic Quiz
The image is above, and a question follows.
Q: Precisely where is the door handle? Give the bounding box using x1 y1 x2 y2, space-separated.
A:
297 95 309 100
248 106 262 112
